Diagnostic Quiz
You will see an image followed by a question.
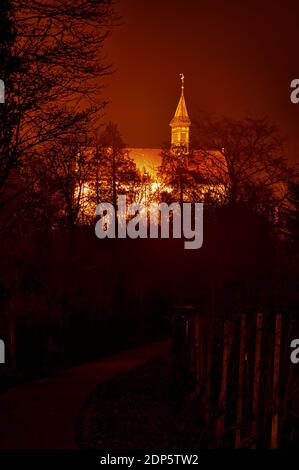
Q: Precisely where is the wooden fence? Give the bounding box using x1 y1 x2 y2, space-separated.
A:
172 306 299 448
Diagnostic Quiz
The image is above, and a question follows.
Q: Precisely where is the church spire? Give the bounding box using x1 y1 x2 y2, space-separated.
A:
170 73 191 153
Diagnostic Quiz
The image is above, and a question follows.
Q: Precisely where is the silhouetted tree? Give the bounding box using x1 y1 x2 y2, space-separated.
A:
49 137 95 229
0 0 17 175
94 122 140 208
158 144 204 205
193 116 295 213
286 181 299 251
0 0 117 239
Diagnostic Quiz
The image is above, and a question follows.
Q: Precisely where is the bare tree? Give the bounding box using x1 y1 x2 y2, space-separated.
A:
285 181 299 251
48 137 95 229
95 122 140 208
0 0 117 239
193 116 295 213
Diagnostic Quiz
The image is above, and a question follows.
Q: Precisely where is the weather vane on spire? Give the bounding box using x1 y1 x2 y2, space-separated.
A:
179 73 184 91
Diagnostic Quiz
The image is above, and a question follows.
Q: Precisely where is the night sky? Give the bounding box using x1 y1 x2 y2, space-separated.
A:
103 0 299 162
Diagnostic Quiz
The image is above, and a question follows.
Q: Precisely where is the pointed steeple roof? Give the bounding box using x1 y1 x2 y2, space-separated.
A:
170 73 191 127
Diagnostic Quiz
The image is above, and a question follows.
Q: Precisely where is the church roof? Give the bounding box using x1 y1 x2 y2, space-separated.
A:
126 148 162 178
127 147 229 185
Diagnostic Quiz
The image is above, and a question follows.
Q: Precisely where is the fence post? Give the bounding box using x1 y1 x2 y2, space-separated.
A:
235 313 246 448
216 319 233 443
271 313 282 448
251 312 263 447
204 329 212 424
194 315 201 395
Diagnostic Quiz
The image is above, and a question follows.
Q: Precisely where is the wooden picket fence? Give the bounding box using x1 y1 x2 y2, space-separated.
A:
172 305 299 448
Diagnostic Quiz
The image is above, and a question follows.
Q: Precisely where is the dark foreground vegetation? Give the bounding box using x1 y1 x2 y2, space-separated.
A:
0 199 298 374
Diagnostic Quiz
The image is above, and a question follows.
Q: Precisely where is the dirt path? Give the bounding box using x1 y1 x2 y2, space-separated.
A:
0 339 171 449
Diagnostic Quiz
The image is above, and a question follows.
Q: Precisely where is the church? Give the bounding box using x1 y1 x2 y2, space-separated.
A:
79 75 286 224
126 74 228 200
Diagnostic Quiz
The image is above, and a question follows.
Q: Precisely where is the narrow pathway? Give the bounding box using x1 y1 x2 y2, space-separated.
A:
0 339 171 449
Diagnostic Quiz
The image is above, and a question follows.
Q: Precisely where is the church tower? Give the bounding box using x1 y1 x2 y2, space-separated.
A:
169 73 191 153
